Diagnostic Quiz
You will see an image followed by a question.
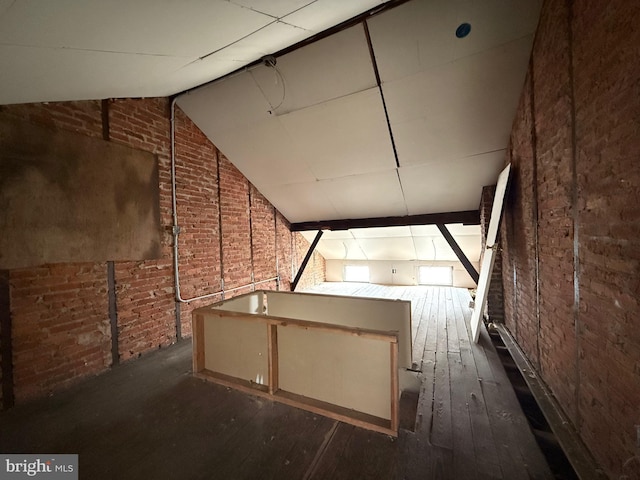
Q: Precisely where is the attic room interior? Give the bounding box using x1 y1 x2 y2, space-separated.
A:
0 0 638 478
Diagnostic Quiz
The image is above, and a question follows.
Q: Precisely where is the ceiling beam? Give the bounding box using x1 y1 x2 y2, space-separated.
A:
290 210 480 232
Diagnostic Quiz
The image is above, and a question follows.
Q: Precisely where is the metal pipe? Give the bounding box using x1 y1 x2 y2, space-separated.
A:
183 277 280 304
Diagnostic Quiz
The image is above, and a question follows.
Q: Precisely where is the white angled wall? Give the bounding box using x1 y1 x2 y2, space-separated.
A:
326 259 478 289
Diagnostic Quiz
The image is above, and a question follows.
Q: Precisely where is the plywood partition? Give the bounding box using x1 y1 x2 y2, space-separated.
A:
203 314 268 385
278 327 392 419
265 291 412 368
192 291 406 436
209 292 263 314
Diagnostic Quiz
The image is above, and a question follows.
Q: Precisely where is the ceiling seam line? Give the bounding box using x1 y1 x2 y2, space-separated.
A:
197 20 278 61
362 19 400 170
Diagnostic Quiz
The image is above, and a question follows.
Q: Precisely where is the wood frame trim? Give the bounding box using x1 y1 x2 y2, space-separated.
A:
267 323 279 395
290 210 480 231
192 300 400 436
193 314 205 373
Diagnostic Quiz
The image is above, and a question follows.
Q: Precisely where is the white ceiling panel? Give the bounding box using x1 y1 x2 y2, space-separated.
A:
366 0 456 83
399 150 506 215
351 226 412 238
232 0 314 18
317 230 355 240
411 232 480 262
278 88 395 179
450 0 543 60
0 45 187 104
251 25 376 114
453 235 482 262
0 0 272 58
410 224 480 237
161 21 316 96
283 0 387 32
308 238 368 260
0 0 386 104
0 0 541 267
177 72 272 134
367 0 542 83
0 0 13 15
319 170 407 220
208 120 317 187
357 237 416 261
414 236 456 261
412 236 438 261
383 35 534 166
259 181 339 223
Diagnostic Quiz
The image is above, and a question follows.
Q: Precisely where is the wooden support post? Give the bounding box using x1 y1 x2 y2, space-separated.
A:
193 314 205 373
390 340 399 433
291 230 323 291
267 324 279 395
436 224 480 285
107 261 119 366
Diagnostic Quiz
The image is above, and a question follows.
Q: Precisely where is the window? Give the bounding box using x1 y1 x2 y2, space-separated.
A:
344 265 370 282
418 266 453 286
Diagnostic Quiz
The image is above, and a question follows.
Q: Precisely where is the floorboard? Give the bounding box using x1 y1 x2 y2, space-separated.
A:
0 282 554 479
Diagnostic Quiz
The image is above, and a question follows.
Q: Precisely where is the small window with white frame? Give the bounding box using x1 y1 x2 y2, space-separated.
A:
344 265 370 282
418 266 453 286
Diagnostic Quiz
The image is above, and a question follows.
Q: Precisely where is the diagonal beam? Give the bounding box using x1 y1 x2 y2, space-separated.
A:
291 231 324 291
436 224 479 285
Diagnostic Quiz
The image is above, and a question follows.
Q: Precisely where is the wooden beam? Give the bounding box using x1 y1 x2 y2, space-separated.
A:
267 324 279 395
495 324 607 479
195 370 398 437
436 224 480 285
193 314 205 373
290 210 480 232
390 341 399 433
107 261 119 366
291 230 323 291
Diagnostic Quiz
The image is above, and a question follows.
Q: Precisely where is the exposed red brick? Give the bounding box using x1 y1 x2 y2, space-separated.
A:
501 0 640 476
9 263 111 401
1 98 325 403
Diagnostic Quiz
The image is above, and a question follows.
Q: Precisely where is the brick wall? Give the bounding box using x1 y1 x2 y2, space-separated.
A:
109 98 177 362
0 99 325 406
500 0 640 476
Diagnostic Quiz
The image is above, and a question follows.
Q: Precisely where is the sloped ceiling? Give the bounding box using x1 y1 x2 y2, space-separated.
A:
0 0 390 104
177 0 541 261
0 0 542 264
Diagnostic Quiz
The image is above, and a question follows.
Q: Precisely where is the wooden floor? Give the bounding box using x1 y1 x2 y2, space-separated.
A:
0 283 553 479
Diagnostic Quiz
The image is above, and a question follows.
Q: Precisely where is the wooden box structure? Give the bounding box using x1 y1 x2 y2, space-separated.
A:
192 290 412 436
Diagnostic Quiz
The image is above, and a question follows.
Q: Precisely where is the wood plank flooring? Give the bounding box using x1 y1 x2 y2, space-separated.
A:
0 283 553 479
